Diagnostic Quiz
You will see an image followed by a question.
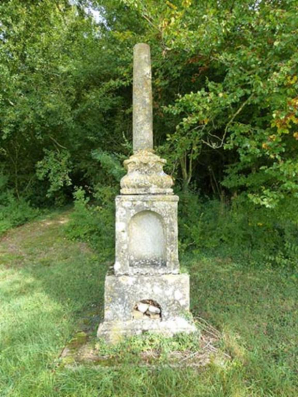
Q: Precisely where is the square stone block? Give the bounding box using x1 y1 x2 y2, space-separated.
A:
97 273 196 342
114 195 180 276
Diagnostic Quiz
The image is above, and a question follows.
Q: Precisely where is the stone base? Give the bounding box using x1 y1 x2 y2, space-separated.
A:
97 318 196 344
97 273 196 343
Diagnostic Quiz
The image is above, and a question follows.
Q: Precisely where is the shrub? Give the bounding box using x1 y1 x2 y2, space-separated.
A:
0 174 40 235
178 191 298 271
66 186 115 259
0 193 40 235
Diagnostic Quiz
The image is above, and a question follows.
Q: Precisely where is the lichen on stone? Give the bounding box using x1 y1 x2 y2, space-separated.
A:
120 150 173 195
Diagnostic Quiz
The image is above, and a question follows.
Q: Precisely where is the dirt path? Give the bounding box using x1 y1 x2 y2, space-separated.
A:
0 210 91 268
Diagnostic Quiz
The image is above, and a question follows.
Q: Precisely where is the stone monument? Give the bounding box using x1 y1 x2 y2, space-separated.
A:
97 43 195 342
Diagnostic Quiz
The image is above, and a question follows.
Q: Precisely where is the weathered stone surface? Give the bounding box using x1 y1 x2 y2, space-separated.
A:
133 310 144 319
97 273 196 342
120 150 173 195
101 274 190 322
114 195 179 275
129 210 166 266
150 314 161 319
133 43 153 152
97 43 194 342
97 318 196 344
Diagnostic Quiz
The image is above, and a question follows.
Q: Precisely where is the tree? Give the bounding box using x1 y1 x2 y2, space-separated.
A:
0 0 132 203
1 0 298 208
118 0 298 205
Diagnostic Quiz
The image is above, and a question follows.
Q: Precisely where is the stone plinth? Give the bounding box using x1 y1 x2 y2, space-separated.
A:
97 274 196 343
114 195 179 276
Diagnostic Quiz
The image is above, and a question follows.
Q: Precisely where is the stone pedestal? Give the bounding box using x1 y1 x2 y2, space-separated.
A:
97 190 196 342
97 274 195 343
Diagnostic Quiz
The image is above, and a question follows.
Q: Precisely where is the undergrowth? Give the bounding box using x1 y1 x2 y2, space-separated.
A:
0 194 40 236
65 186 115 259
179 192 298 271
66 186 298 272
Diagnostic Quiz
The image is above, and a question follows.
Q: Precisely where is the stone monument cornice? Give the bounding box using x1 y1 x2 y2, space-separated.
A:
120 149 174 195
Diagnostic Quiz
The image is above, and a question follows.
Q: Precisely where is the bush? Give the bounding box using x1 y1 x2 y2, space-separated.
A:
66 186 115 260
178 191 298 271
0 173 40 235
0 193 40 235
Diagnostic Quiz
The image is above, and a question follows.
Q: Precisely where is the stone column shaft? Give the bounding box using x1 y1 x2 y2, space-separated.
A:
133 43 153 152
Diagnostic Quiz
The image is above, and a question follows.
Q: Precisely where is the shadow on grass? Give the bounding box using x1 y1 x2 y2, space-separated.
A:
1 212 110 338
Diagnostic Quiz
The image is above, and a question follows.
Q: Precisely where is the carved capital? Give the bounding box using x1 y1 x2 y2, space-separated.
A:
120 150 173 195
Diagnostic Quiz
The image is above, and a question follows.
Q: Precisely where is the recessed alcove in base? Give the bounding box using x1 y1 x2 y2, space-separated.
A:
133 299 162 320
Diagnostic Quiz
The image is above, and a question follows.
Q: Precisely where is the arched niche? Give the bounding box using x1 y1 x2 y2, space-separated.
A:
128 210 166 267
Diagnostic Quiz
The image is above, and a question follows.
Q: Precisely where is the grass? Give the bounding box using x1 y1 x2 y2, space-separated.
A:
0 211 297 396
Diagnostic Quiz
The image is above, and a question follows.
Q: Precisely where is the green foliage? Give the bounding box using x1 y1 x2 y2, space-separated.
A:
119 0 298 202
92 149 126 183
0 174 40 235
66 186 115 259
36 149 73 197
65 150 125 257
178 191 298 271
0 0 132 205
0 194 39 236
266 242 298 271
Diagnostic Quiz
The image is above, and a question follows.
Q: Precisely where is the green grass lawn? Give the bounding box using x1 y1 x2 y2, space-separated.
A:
0 211 297 396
